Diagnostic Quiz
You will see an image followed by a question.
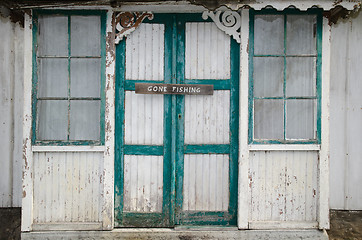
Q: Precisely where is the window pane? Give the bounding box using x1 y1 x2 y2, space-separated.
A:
71 16 101 56
254 57 284 97
38 15 68 56
254 15 284 55
286 57 316 97
254 99 284 140
70 59 101 98
38 58 68 98
37 100 68 140
286 100 316 140
70 100 100 140
286 15 317 55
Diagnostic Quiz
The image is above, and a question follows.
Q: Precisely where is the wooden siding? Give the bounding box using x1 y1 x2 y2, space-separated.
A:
123 155 163 213
185 22 230 80
125 24 164 81
124 91 164 145
0 15 23 208
330 13 362 210
33 152 103 223
249 151 318 222
184 91 230 144
183 154 229 211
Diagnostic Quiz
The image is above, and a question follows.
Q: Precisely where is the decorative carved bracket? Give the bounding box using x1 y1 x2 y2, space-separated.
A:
115 12 154 44
202 11 241 43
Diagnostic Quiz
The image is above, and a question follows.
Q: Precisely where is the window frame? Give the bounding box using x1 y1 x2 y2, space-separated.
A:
32 10 107 146
248 8 322 144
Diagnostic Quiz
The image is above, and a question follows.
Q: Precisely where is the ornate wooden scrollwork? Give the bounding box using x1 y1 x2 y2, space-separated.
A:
202 11 241 43
115 12 154 44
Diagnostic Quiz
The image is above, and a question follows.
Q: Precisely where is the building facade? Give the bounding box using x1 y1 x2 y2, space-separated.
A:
0 0 361 237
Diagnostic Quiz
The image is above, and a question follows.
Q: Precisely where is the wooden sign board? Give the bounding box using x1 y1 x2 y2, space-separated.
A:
135 83 214 95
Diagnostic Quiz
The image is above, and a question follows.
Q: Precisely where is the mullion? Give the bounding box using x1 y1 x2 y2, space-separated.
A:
37 56 101 58
67 15 71 141
283 14 287 141
37 97 101 100
254 96 317 100
254 54 317 57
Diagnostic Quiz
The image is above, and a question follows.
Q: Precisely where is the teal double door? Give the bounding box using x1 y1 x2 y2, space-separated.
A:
115 14 239 227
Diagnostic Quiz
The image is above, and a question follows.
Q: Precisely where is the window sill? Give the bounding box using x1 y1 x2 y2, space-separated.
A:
32 145 105 152
248 144 320 151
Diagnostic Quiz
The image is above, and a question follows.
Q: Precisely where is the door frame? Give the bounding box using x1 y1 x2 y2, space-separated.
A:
114 13 239 227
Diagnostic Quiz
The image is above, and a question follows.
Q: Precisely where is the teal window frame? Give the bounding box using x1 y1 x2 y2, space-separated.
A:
249 9 322 144
32 10 107 146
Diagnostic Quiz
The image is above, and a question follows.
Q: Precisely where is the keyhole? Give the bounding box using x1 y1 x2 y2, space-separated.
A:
178 114 182 119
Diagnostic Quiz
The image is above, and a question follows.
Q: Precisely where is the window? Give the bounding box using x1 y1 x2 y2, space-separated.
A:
32 11 106 145
249 9 322 144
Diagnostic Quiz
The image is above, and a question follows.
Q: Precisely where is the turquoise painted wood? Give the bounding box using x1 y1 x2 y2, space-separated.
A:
115 13 239 227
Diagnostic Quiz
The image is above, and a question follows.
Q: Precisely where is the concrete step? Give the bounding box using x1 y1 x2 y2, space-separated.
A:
22 228 329 240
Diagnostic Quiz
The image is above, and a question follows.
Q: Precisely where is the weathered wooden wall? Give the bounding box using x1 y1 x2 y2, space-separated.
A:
0 6 360 217
0 14 23 208
249 151 318 223
32 151 104 223
330 10 362 210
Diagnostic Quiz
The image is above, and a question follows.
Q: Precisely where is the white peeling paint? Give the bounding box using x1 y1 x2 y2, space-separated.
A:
330 11 362 211
33 152 104 223
249 151 318 223
0 14 24 208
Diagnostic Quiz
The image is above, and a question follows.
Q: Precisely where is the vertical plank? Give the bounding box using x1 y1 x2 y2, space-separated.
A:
202 156 210 210
13 21 24 208
51 153 59 222
183 155 190 211
209 154 216 211
150 157 157 212
33 154 40 223
285 152 294 221
188 155 196 210
130 156 138 211
319 16 331 229
78 153 86 221
329 19 348 209
238 8 250 229
258 151 266 221
0 15 13 208
58 153 66 222
103 10 115 229
45 153 52 222
222 155 229 211
156 156 163 212
195 154 203 210
22 12 34 231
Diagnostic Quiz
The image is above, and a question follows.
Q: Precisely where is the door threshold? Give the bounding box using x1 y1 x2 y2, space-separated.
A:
174 226 239 231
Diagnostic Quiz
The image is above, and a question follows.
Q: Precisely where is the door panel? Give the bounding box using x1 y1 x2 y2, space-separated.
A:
115 13 239 227
185 22 230 79
184 91 230 144
125 24 165 81
124 92 164 145
123 155 164 212
183 154 229 211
